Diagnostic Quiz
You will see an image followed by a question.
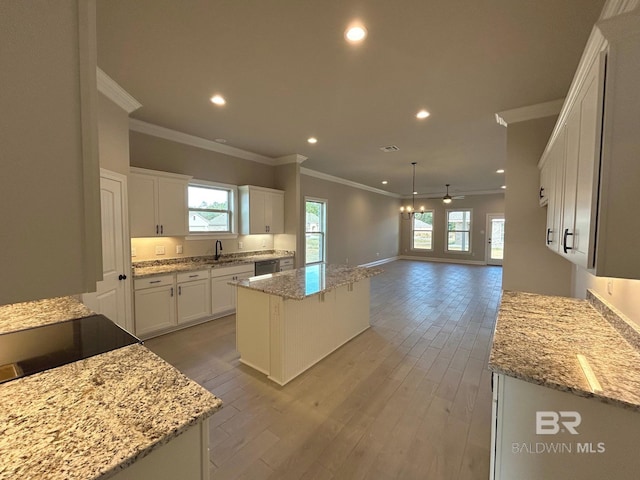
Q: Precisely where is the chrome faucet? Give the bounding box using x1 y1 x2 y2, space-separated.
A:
214 240 223 261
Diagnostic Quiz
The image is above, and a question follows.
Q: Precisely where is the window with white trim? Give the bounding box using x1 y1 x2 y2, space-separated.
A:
412 211 434 250
187 181 236 234
305 198 327 264
446 209 472 253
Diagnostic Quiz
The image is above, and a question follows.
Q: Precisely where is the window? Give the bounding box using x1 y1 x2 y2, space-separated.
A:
446 209 472 252
187 181 236 234
412 211 434 250
305 198 327 264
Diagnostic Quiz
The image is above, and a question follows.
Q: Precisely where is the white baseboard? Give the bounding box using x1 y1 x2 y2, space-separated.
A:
399 255 486 266
358 256 400 268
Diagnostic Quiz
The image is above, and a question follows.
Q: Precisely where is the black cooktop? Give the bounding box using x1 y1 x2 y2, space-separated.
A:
0 314 140 384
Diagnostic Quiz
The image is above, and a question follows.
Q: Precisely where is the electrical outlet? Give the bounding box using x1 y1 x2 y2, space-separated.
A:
131 247 137 257
607 279 614 295
155 245 165 255
238 241 243 249
176 244 183 254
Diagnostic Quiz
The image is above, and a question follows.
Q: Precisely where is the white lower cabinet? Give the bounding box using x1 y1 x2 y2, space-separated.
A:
177 270 211 324
134 275 176 338
111 419 209 480
491 374 640 480
211 265 254 317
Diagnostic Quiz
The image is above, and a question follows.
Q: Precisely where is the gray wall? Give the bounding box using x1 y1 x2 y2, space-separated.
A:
98 93 130 175
399 194 505 264
300 174 400 266
129 131 276 188
503 116 573 295
274 163 301 259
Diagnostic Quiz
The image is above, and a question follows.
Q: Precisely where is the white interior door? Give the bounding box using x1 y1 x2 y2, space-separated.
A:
486 214 505 266
83 170 132 332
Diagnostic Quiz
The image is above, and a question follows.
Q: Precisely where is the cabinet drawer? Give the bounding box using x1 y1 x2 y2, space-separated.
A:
211 264 254 278
134 274 174 290
177 269 210 283
279 258 294 268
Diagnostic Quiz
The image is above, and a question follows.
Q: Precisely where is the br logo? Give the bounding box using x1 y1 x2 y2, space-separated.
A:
536 411 581 435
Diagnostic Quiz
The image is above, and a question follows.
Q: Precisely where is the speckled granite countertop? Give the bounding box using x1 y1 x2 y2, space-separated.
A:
0 296 92 334
133 250 294 278
231 264 383 300
0 298 222 479
489 290 640 412
0 344 222 480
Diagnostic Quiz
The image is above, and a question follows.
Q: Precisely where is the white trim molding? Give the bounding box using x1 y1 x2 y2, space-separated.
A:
399 255 486 266
129 119 276 165
358 256 399 268
301 167 401 198
274 154 308 165
96 68 142 113
495 98 564 127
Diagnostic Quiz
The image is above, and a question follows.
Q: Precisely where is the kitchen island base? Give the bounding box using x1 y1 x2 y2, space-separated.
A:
236 278 371 385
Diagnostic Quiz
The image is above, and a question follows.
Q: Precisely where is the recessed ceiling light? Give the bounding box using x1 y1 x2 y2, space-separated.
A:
501 185 507 189
416 110 430 119
496 169 505 174
345 24 367 43
210 95 226 106
307 137 318 144
381 180 388 185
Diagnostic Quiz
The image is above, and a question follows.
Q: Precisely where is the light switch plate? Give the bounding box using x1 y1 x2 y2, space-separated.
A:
131 247 137 257
155 245 166 255
176 245 183 254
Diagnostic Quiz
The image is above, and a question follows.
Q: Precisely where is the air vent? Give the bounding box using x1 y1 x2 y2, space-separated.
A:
380 145 400 152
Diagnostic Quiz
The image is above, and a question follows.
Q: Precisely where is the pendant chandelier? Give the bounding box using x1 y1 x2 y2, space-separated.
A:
400 162 425 219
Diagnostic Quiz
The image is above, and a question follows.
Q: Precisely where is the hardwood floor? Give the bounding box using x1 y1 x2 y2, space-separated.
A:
146 260 502 480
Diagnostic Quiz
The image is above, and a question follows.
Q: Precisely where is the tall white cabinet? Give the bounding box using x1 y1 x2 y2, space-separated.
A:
238 186 285 234
0 0 101 305
538 11 640 279
129 168 191 237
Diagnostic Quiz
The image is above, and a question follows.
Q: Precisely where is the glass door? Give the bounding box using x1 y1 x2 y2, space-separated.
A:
486 214 505 266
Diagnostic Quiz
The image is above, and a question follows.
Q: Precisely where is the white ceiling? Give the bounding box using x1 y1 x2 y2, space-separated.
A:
96 0 604 197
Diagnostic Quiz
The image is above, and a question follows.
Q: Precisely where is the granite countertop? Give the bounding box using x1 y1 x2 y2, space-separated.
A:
231 263 383 300
132 250 294 278
0 297 222 480
0 344 222 480
0 296 92 334
489 290 640 412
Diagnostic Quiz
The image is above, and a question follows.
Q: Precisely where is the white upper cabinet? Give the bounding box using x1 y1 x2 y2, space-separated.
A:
129 168 191 237
0 0 101 304
539 11 640 279
238 186 285 234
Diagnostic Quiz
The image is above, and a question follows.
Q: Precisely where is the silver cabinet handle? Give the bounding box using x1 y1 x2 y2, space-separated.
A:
178 286 182 295
170 287 174 297
189 274 198 278
150 280 161 284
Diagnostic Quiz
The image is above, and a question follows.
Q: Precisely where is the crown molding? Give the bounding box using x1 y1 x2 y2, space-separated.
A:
96 68 142 114
300 168 401 198
600 0 639 20
274 154 308 165
129 119 276 165
495 99 564 127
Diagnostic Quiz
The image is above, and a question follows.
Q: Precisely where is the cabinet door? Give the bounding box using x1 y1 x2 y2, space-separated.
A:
158 177 188 236
545 128 566 253
134 285 176 337
560 57 602 268
265 192 285 234
129 173 158 237
211 274 235 316
572 59 602 269
177 279 211 324
249 189 267 233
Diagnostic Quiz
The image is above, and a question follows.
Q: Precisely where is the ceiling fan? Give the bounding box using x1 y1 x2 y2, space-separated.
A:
442 184 465 203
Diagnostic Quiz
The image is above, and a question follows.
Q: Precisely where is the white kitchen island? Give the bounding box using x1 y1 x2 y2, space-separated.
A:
233 264 382 386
